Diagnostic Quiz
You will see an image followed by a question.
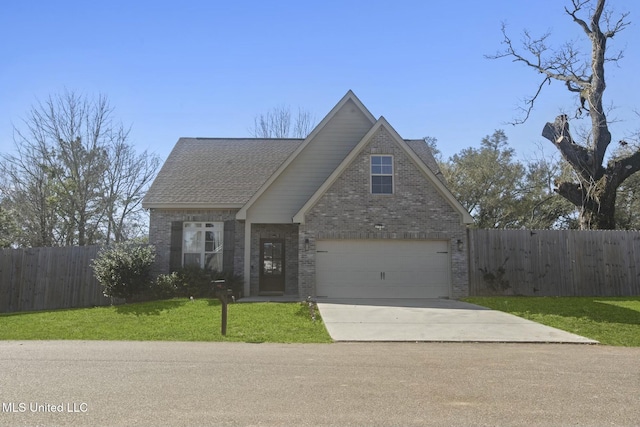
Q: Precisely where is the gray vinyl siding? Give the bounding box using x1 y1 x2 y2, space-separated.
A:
246 99 375 223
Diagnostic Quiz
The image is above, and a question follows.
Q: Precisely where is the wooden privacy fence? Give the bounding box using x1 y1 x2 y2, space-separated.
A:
0 245 111 313
468 229 640 297
3 231 639 313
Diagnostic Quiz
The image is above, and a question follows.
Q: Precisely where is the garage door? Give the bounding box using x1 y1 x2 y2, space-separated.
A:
316 240 450 299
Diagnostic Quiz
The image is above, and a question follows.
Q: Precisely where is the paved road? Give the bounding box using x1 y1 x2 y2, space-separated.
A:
0 341 638 427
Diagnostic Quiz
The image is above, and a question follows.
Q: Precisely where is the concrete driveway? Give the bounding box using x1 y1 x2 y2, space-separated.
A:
316 298 598 343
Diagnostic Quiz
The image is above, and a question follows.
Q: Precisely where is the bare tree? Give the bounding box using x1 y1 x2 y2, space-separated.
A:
292 107 315 138
1 91 108 246
0 204 17 248
250 105 315 138
0 90 160 246
1 134 59 246
489 0 639 229
103 131 160 243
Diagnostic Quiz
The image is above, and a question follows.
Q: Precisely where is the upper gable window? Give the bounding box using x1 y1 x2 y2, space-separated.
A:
371 155 393 194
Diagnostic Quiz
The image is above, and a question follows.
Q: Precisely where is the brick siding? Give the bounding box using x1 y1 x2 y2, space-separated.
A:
299 127 469 298
148 127 469 299
148 209 243 277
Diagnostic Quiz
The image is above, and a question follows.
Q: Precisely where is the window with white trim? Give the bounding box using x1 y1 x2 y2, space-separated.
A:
182 222 224 270
371 155 393 194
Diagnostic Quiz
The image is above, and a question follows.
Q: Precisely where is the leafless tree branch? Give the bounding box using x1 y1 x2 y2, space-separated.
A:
0 90 160 246
249 105 315 138
491 0 635 229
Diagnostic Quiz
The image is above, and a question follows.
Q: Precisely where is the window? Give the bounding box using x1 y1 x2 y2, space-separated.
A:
371 155 393 194
182 222 224 270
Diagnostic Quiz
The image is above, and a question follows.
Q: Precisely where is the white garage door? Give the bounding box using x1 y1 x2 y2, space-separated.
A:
316 240 450 299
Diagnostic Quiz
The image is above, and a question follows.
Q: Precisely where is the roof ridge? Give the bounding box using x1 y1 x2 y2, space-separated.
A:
182 137 305 141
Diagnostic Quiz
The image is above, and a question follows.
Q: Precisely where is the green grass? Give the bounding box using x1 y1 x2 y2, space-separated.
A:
0 299 332 343
464 296 640 346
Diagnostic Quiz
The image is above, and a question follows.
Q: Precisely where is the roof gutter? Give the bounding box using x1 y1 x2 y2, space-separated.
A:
142 203 245 210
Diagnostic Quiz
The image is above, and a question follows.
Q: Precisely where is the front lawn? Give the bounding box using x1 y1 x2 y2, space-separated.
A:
0 299 332 343
464 296 640 346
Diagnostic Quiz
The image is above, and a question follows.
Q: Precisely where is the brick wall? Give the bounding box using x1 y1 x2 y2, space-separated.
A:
148 209 243 277
299 126 469 298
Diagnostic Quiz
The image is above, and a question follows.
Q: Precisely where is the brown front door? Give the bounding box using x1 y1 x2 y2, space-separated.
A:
259 239 285 293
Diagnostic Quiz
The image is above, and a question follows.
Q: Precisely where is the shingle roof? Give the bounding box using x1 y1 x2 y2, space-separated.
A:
143 138 303 207
405 140 446 183
143 137 443 208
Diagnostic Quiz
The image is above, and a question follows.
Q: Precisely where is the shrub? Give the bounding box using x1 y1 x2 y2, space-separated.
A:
154 272 181 300
92 243 156 300
176 265 216 298
172 266 244 299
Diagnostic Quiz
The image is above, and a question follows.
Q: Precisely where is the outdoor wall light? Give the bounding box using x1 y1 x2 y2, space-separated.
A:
456 239 464 251
304 238 310 251
374 223 385 230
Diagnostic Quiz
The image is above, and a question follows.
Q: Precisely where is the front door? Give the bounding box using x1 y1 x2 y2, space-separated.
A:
259 239 285 294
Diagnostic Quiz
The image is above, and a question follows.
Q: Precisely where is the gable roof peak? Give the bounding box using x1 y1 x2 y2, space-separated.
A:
333 90 376 122
292 113 474 224
235 90 377 220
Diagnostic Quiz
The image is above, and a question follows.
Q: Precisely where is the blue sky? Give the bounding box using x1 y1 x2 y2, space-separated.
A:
1 0 638 163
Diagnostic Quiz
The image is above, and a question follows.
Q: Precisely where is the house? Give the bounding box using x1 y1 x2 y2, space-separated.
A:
142 91 474 299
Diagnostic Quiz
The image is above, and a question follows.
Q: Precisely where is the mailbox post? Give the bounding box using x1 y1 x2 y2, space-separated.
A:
214 279 231 336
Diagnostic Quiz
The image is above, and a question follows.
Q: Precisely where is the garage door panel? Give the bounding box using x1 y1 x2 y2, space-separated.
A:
318 271 381 287
316 240 451 299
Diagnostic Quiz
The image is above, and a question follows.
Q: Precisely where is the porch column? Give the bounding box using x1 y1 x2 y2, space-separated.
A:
243 220 251 297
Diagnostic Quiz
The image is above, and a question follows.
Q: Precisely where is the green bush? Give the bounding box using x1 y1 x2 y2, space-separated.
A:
154 272 181 300
172 266 244 299
92 243 156 300
176 265 216 298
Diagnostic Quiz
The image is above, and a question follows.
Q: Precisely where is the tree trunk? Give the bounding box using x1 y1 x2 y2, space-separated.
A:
543 115 622 230
578 192 616 230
